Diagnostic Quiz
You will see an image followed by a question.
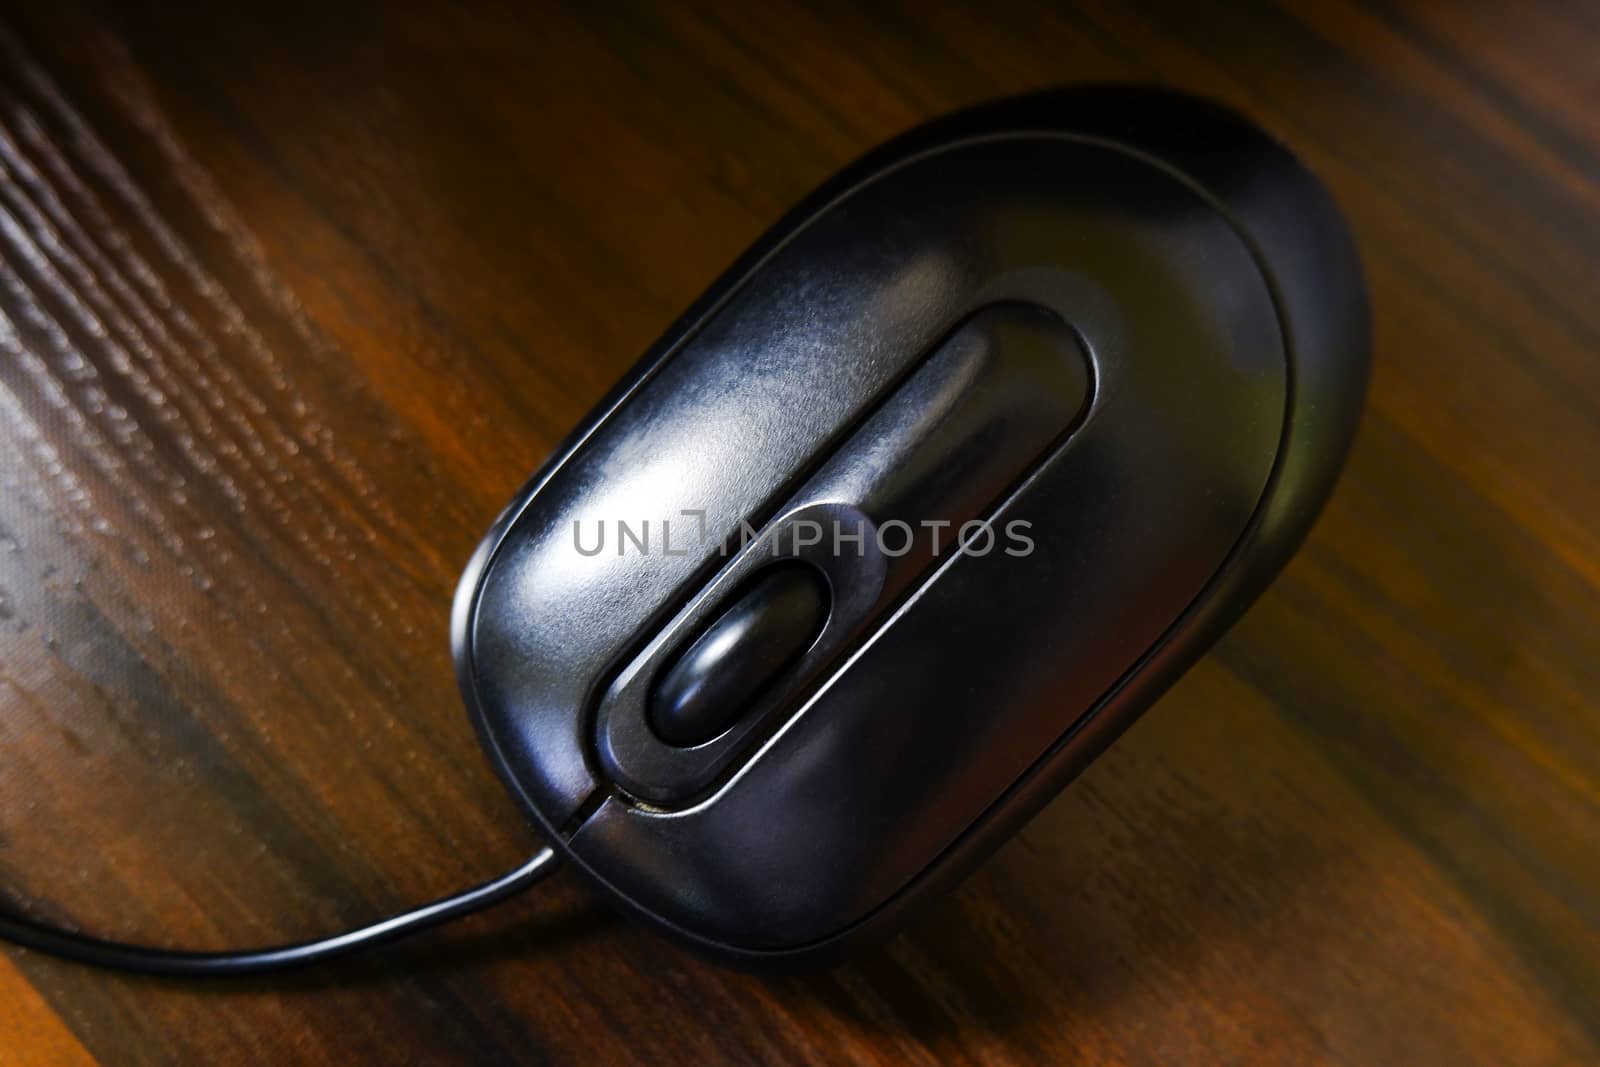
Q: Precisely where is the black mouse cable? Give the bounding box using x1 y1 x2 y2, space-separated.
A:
0 844 561 976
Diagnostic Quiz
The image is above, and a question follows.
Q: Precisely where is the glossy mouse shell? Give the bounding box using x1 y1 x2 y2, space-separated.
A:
453 86 1370 968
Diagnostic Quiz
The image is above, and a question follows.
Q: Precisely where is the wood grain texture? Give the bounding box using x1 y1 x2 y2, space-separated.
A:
0 0 1595 1063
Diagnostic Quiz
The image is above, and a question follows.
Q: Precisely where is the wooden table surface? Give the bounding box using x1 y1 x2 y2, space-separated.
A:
0 1 1595 1063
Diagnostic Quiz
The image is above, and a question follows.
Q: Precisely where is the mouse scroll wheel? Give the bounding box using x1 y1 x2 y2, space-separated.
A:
647 565 831 747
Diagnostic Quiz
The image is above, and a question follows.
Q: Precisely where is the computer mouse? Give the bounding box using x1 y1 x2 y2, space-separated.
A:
452 85 1370 969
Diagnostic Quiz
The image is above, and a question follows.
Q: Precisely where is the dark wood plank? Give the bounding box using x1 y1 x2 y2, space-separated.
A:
0 1 1595 1063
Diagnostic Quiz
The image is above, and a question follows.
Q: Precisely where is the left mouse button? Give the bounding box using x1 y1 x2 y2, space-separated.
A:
648 565 830 747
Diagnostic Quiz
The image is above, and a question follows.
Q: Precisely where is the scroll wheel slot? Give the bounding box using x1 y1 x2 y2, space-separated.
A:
647 565 831 747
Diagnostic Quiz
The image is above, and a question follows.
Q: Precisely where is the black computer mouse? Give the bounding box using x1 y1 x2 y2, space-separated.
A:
452 85 1370 969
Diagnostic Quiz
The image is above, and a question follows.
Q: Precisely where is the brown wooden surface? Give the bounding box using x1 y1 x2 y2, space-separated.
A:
0 1 1595 1063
